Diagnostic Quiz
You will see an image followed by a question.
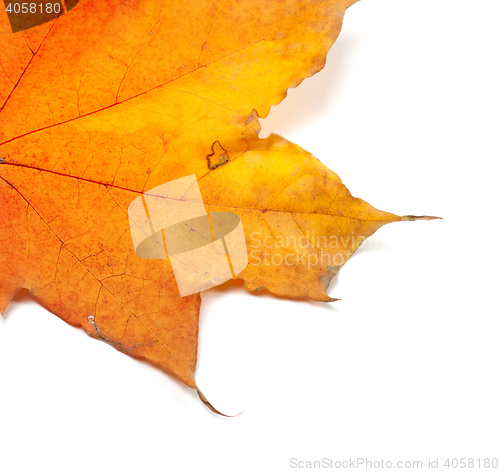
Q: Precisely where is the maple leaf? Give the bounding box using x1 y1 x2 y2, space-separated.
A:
0 0 438 414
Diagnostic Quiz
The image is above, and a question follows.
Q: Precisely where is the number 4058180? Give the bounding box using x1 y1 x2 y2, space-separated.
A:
5 3 61 14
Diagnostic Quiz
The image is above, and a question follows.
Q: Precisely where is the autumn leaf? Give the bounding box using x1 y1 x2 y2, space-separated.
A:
0 0 438 414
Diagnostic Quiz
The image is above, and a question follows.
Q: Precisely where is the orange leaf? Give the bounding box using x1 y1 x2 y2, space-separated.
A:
0 0 438 414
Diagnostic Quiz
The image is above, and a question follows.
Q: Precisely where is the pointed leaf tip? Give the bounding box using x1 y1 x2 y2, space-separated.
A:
196 388 243 417
402 215 443 221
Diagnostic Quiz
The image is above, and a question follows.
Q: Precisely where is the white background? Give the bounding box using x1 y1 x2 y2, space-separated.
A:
1 1 499 470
